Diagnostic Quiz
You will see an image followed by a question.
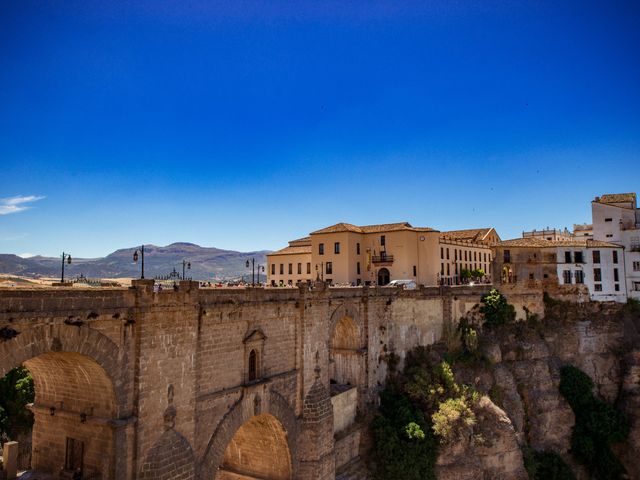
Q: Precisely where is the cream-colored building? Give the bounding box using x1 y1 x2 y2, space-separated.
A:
268 222 499 287
267 237 313 286
438 228 500 285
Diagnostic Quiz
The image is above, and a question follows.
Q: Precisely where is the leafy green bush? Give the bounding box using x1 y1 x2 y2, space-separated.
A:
559 365 629 480
431 396 475 443
0 367 34 441
373 353 480 479
372 389 437 480
480 289 516 326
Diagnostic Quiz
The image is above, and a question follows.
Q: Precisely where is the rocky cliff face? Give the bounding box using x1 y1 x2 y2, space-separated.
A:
438 299 640 480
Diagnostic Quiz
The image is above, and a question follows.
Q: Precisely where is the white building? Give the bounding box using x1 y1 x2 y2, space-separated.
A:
592 193 640 300
554 240 627 303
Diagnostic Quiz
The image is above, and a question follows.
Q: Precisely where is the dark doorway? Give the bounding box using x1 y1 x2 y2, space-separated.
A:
65 437 84 472
378 268 390 286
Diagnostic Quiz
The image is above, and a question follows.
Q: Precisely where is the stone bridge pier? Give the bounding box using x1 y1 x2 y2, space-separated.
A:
0 281 491 479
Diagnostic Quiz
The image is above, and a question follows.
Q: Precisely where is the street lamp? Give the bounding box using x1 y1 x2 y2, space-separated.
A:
245 258 264 286
60 252 72 283
182 260 191 280
133 245 145 279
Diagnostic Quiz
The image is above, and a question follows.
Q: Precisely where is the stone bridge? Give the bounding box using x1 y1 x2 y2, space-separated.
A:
0 280 505 479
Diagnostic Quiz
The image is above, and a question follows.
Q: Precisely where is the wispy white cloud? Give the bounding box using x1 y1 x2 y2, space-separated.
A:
0 233 28 241
0 195 45 215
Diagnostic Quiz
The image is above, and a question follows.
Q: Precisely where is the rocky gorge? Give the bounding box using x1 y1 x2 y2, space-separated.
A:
371 295 640 480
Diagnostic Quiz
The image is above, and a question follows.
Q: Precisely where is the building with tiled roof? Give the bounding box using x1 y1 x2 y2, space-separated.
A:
591 192 640 299
268 220 498 287
493 236 627 302
440 227 500 245
270 221 443 286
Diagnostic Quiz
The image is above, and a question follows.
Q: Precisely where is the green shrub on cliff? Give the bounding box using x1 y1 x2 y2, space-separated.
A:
373 352 480 479
0 367 34 442
559 365 629 480
480 289 516 326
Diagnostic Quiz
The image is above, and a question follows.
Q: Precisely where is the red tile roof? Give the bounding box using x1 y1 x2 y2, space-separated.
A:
497 238 621 249
310 222 436 235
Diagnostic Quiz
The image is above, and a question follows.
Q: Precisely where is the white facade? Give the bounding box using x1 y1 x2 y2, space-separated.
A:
555 244 627 303
592 195 640 300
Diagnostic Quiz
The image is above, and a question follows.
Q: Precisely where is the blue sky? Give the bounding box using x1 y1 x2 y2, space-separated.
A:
1 1 639 258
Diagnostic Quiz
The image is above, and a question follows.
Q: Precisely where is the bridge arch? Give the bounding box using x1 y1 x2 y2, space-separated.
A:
0 324 128 479
200 389 299 479
329 303 365 389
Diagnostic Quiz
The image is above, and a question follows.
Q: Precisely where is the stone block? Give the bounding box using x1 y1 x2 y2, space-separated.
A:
2 441 18 480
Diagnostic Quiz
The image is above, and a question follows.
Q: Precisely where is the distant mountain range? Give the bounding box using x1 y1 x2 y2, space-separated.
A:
0 243 271 281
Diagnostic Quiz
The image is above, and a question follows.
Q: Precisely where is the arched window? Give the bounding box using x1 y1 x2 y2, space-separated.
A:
248 349 257 382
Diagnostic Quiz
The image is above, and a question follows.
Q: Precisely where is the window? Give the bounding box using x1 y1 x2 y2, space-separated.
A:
634 261 640 272
271 264 275 275
594 284 602 292
574 251 583 264
307 262 311 274
465 251 468 261
446 248 450 260
326 262 332 274
575 271 584 284
380 235 386 246
613 250 618 264
297 263 302 275
594 268 602 282
605 218 612 222
593 250 601 264
606 234 613 238
319 243 324 255
474 252 477 261
356 243 360 255
441 247 444 259
413 265 417 276
529 273 534 280
441 263 444 275
357 262 361 275
455 250 458 261
279 264 284 275
614 268 619 282
565 251 572 263
563 270 572 284
615 284 620 291
288 263 292 275
504 250 511 263
248 349 257 381
447 264 450 276
334 242 340 254
634 282 640 292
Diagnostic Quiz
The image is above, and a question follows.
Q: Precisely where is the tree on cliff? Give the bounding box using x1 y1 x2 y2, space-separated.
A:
0 367 34 442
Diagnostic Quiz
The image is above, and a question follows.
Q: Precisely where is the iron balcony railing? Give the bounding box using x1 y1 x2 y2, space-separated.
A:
372 254 394 263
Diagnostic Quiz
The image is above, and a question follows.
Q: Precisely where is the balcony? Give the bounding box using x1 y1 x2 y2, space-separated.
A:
372 254 394 264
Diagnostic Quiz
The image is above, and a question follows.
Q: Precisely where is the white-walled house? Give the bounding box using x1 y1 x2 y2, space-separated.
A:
554 241 627 303
592 193 640 300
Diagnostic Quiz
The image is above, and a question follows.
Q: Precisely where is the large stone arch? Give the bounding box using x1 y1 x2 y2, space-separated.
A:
0 324 126 411
0 323 131 479
139 429 196 480
199 388 299 479
328 303 365 389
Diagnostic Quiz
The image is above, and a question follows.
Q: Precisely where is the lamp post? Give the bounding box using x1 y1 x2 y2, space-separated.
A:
182 260 191 280
133 245 145 279
60 252 72 283
245 258 264 286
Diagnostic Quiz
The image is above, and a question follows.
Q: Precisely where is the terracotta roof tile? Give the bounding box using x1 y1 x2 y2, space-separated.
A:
440 228 496 242
288 236 311 246
267 245 312 256
310 222 436 235
497 238 621 249
595 193 636 206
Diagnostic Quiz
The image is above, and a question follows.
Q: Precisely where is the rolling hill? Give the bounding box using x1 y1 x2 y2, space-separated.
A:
0 243 271 281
